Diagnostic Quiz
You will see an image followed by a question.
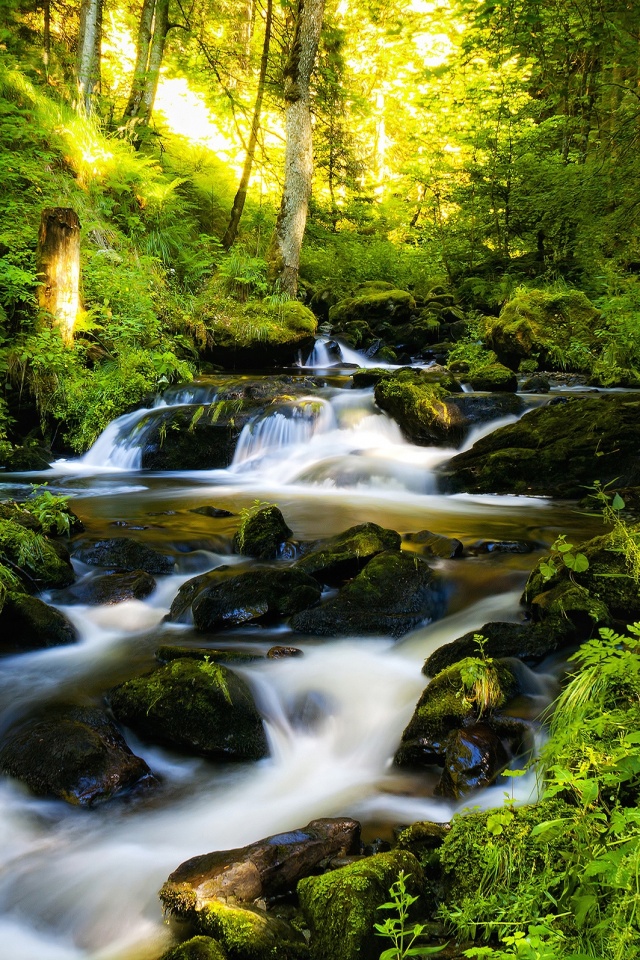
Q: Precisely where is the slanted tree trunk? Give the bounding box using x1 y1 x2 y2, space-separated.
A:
121 0 170 131
269 0 325 297
36 209 81 346
138 0 170 124
222 0 273 250
76 0 103 115
42 0 51 76
122 0 155 123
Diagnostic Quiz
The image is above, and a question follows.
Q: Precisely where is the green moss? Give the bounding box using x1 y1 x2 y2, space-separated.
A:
374 374 464 446
466 363 518 392
195 901 307 960
295 522 401 585
0 518 74 590
235 504 293 559
298 850 425 960
159 936 228 960
328 289 416 326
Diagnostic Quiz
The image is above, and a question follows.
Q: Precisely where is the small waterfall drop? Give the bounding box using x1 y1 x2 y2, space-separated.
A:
302 336 403 370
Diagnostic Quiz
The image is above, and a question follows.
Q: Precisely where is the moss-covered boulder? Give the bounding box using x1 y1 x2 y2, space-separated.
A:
235 505 293 559
485 289 602 370
295 522 401 586
107 658 268 761
438 396 640 497
298 850 426 960
182 902 307 960
394 821 448 869
0 519 75 590
395 658 518 767
198 299 317 369
73 537 175 575
466 363 518 392
328 289 416 327
374 371 466 446
522 529 640 635
0 705 153 805
0 594 78 653
424 621 574 676
167 566 321 631
159 937 228 960
402 529 463 559
289 551 445 639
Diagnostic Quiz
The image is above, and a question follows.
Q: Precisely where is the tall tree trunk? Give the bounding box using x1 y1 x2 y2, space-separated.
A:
122 0 156 122
42 0 51 76
222 0 273 251
138 0 170 125
269 0 325 297
36 208 81 346
76 0 103 115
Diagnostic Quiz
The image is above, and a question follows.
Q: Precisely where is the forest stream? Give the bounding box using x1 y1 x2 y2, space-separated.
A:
0 346 604 960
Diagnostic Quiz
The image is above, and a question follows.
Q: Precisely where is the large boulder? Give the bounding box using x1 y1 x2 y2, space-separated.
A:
374 371 466 446
73 537 175 575
295 522 401 586
0 594 78 653
0 705 153 805
107 658 268 761
485 289 602 370
423 620 574 676
298 850 426 960
168 901 307 960
0 519 75 590
329 288 416 327
234 505 293 560
438 396 640 497
159 818 360 907
465 363 518 392
167 566 321 631
198 300 317 369
289 551 445 639
62 570 156 605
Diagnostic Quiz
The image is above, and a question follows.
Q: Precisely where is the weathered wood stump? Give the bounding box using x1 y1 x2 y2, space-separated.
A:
36 207 81 344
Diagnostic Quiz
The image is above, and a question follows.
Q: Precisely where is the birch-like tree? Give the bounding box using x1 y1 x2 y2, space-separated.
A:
121 0 170 131
76 0 103 115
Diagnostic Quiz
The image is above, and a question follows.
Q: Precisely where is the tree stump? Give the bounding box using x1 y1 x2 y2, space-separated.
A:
36 207 81 345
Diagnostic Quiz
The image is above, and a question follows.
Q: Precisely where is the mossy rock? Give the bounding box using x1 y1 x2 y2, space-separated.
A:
423 620 574 676
138 405 250 471
298 850 426 960
155 645 264 665
0 518 75 590
374 372 466 446
290 550 445 639
159 937 228 960
328 289 416 328
485 289 602 370
235 505 293 559
0 593 78 653
295 521 401 586
438 396 640 497
63 569 156 605
522 529 640 634
0 704 153 805
395 658 518 767
198 300 317 369
466 363 518 392
0 501 42 531
73 537 175 575
394 821 449 870
189 902 307 960
107 658 268 761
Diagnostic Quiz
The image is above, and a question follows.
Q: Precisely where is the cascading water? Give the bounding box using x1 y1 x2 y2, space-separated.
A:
0 368 599 960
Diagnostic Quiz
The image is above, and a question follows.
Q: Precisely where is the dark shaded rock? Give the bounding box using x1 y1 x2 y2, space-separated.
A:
107 658 268 761
468 540 536 555
0 594 78 652
290 551 445 639
64 570 156 605
520 375 550 393
0 705 153 805
435 723 510 799
0 501 42 531
73 537 175 575
191 506 235 519
374 373 466 446
298 850 425 960
267 646 303 659
295 522 401 586
155 645 264 665
447 392 526 427
160 818 360 908
175 567 321 631
437 396 640 497
403 529 463 559
159 937 228 960
395 658 518 767
395 821 448 868
424 621 574 676
1 446 52 471
234 505 293 560
466 363 518 392
0 519 75 590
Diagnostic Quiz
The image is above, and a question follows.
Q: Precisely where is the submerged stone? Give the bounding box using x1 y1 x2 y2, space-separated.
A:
0 705 153 805
107 658 268 761
63 569 156 605
402 529 463 559
289 550 445 639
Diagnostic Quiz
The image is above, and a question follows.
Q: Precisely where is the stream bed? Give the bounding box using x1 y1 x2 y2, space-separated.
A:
0 361 603 960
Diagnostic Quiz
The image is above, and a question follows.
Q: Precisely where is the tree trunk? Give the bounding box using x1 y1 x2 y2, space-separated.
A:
222 0 273 251
122 0 156 122
269 0 326 297
43 0 51 76
76 0 103 115
138 0 170 126
36 208 81 346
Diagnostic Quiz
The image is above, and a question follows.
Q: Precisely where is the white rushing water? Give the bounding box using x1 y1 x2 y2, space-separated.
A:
1 362 574 960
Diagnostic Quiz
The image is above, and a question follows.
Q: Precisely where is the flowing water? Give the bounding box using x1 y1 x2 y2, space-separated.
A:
0 356 603 960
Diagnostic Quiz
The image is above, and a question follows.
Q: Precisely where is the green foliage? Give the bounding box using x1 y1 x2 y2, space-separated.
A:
539 536 589 583
588 483 640 584
24 486 73 536
374 872 445 960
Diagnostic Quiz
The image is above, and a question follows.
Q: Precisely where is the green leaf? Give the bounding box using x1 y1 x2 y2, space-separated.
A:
612 493 625 511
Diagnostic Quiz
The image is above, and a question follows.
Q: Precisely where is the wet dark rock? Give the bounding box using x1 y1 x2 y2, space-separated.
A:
141 411 246 471
0 445 52 471
0 519 75 590
435 723 510 799
159 937 228 960
234 505 293 560
267 646 303 659
468 539 536 555
298 850 425 960
73 537 175 575
191 506 235 519
466 363 518 393
394 821 449 867
0 594 78 653
520 374 551 393
424 621 574 676
155 645 264 665
0 705 153 805
447 392 526 427
395 658 518 767
198 301 317 370
329 289 416 327
290 550 445 639
403 529 463 559
295 522 401 586
374 372 466 446
172 902 306 960
438 396 640 497
160 818 360 907
63 570 156 605
107 658 268 761
169 566 322 631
